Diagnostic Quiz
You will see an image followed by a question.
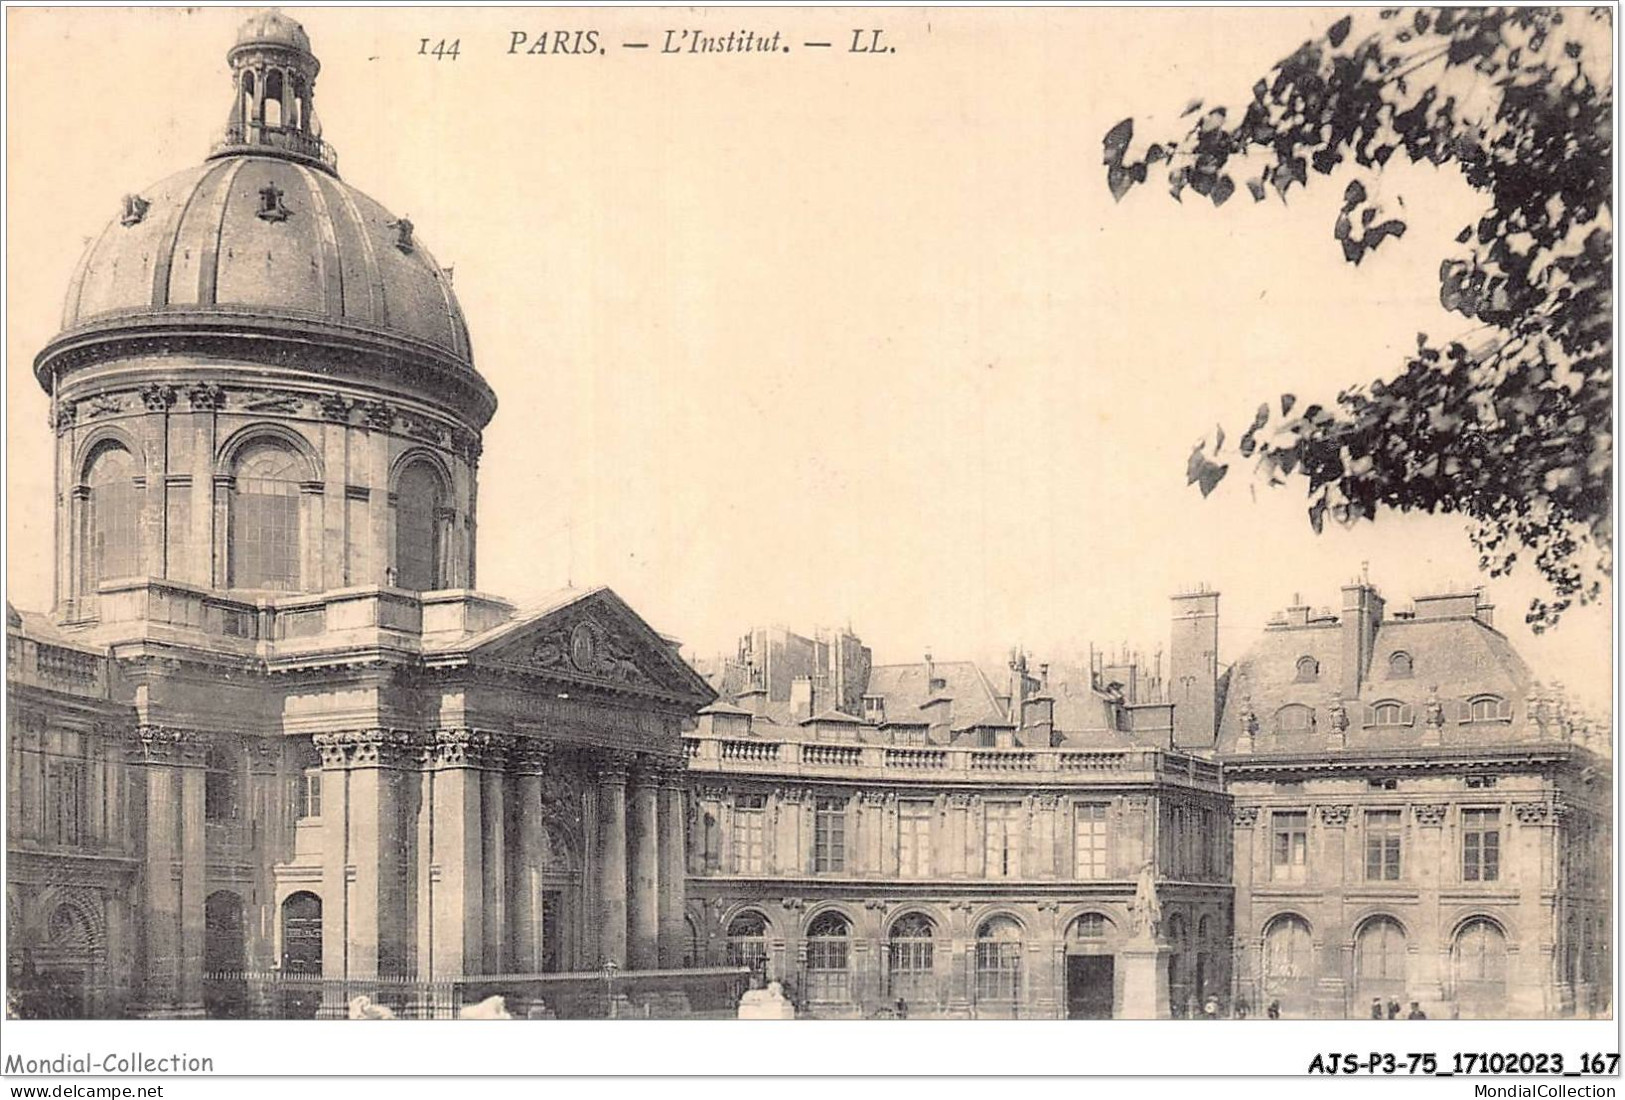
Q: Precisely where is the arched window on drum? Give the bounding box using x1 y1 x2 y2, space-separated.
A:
230 441 303 591
394 460 448 592
80 443 142 596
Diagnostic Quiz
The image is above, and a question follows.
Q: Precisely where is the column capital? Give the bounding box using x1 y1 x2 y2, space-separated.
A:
1317 804 1352 828
598 750 636 785
246 736 282 774
127 725 211 765
510 737 555 775
424 727 508 770
313 727 419 769
1413 803 1448 827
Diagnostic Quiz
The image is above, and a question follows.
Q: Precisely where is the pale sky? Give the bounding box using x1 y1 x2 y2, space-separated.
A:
5 7 1612 714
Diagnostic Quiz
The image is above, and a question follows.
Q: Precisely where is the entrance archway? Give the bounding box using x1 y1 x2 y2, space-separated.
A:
279 892 322 1019
1353 916 1408 1016
1064 912 1117 1019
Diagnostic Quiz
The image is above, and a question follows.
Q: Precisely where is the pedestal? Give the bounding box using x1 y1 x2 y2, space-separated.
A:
1119 939 1171 1020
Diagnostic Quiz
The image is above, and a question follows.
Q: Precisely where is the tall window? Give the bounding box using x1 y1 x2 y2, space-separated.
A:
204 746 238 823
805 912 850 1002
985 802 1022 878
725 911 769 975
734 794 766 874
888 913 936 1004
394 461 445 592
296 769 322 820
813 798 847 873
1074 802 1109 879
47 760 86 845
1365 810 1402 881
230 442 302 591
81 445 141 594
1462 809 1500 881
898 801 932 878
974 917 1023 1002
1271 811 1308 882
1356 917 1408 999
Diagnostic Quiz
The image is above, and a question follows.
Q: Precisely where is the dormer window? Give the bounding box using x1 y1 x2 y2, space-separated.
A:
862 694 885 724
120 194 150 226
1367 700 1414 727
390 216 415 253
1463 694 1512 723
928 677 947 694
257 182 290 222
1388 651 1414 678
1273 703 1315 734
1294 656 1320 682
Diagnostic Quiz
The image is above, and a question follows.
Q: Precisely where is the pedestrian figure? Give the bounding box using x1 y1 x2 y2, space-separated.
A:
1407 1002 1427 1020
1387 997 1402 1020
1267 1000 1281 1019
1235 998 1250 1020
1203 995 1220 1019
1371 997 1384 1019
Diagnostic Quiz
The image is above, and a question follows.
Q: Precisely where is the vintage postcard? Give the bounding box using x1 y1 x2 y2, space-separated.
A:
2 3 1615 1090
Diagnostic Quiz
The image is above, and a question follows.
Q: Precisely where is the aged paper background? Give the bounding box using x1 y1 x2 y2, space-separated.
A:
6 6 1611 711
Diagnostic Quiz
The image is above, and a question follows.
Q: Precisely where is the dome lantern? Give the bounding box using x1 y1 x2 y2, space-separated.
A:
212 10 336 175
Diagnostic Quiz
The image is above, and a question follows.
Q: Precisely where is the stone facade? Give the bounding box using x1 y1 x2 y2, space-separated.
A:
5 12 713 1020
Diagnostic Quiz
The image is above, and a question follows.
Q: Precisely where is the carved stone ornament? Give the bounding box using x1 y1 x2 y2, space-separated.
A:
1035 899 1060 913
53 404 78 432
1328 692 1350 734
862 898 888 912
1513 802 1549 825
128 725 211 763
187 382 227 411
526 618 649 686
81 394 124 420
1233 805 1260 828
239 390 305 415
1425 685 1447 729
121 193 151 227
1413 803 1448 827
314 728 418 769
426 727 493 769
318 392 352 423
140 383 177 412
780 898 805 912
1318 804 1352 827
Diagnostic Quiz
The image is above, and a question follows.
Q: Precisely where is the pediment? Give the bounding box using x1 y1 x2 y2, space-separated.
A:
464 587 715 705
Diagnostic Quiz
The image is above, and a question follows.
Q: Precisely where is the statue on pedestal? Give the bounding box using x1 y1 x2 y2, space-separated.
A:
1128 859 1162 942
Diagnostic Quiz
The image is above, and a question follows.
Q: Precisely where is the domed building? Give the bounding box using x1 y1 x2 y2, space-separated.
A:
8 12 714 1019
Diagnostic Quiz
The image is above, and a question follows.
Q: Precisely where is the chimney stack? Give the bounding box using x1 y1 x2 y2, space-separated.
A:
1169 587 1220 749
1340 580 1386 702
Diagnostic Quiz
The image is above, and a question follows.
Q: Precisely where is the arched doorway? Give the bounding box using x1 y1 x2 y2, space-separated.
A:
1353 916 1408 1016
803 912 852 1010
1165 913 1190 1017
1262 913 1314 1018
33 901 103 1018
886 912 937 1011
1453 918 1508 1019
973 916 1024 1017
1064 912 1117 1019
203 891 247 1019
725 910 770 981
279 892 322 1019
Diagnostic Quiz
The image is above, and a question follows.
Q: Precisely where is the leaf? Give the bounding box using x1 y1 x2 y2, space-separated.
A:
1103 118 1134 165
1211 175 1236 206
1187 449 1230 497
1343 180 1367 207
1281 393 1297 417
1181 98 1204 117
1245 177 1266 201
1107 165 1135 202
1328 15 1352 47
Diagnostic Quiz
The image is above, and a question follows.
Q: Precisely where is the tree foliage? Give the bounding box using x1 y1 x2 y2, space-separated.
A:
1105 7 1612 629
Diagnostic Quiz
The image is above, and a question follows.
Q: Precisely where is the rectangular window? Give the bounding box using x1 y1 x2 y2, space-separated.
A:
1462 808 1500 882
1271 810 1308 882
1365 809 1402 881
1074 803 1109 880
814 797 847 873
985 802 1022 878
298 770 322 820
898 800 933 878
48 760 86 846
734 794 766 874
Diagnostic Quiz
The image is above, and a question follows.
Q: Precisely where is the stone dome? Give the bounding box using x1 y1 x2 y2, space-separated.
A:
54 155 473 367
232 9 313 56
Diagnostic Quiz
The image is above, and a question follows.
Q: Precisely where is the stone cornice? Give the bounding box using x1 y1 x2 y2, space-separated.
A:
1221 745 1579 777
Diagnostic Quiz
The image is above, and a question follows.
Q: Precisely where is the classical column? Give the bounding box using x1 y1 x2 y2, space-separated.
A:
656 764 688 968
481 736 511 975
596 753 631 966
512 741 552 973
422 729 485 980
127 727 208 1018
628 758 662 970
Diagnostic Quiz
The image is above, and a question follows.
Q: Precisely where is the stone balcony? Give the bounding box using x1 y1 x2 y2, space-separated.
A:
683 733 1225 790
55 577 515 664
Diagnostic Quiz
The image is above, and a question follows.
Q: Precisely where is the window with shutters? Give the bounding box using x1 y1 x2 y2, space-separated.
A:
898 800 932 878
1462 809 1500 882
1272 810 1308 882
1074 802 1109 880
1365 809 1402 880
813 798 847 873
